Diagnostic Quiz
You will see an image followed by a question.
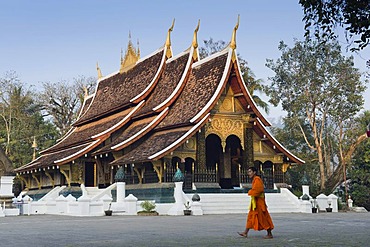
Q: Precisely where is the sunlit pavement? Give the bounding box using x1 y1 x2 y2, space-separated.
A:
1 212 369 247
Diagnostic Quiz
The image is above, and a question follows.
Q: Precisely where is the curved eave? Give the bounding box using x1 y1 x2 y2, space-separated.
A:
76 94 94 120
72 90 99 127
112 107 169 150
91 101 145 139
153 47 195 112
129 47 168 104
255 118 305 164
149 113 210 160
14 156 42 172
54 139 101 165
190 48 232 123
232 52 271 127
40 127 77 155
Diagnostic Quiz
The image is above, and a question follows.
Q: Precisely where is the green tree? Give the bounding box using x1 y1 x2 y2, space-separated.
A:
271 119 320 196
38 76 96 135
0 71 59 168
199 38 270 114
300 0 370 51
300 0 370 69
347 111 370 210
265 39 367 191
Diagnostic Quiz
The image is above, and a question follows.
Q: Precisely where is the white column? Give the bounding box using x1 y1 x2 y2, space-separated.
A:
116 182 126 203
167 182 185 215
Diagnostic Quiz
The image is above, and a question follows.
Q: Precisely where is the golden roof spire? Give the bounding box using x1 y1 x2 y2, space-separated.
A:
192 19 200 49
120 48 123 63
32 136 37 160
165 19 175 59
83 85 88 98
120 32 140 73
137 39 140 57
96 62 102 79
230 15 240 50
192 20 200 61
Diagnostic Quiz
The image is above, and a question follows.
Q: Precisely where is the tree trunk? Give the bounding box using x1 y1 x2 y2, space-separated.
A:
325 163 343 194
317 144 326 190
325 133 368 193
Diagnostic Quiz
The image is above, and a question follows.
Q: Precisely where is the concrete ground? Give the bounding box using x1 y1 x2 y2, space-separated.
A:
1 212 369 247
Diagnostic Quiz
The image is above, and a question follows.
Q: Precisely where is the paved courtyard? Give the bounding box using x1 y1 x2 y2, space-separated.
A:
1 212 369 247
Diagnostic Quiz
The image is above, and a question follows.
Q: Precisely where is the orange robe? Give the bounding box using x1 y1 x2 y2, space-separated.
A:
246 176 274 231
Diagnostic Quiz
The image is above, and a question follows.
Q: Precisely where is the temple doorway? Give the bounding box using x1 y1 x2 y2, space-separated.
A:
85 162 95 187
205 134 222 184
226 135 243 188
262 161 274 189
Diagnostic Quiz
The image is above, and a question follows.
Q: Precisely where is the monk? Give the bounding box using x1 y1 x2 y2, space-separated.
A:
238 166 274 239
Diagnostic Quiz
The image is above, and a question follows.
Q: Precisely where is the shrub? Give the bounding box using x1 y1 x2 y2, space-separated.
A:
140 201 156 212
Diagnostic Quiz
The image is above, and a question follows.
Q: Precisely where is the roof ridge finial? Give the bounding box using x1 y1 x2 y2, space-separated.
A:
96 62 102 79
83 85 88 98
192 19 200 49
165 19 175 58
120 48 123 63
129 30 131 41
230 14 240 49
137 39 140 58
191 20 200 61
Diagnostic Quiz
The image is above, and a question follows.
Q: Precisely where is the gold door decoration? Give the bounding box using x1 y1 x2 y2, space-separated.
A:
205 117 244 150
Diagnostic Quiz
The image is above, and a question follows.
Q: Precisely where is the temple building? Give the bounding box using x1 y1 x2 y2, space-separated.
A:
15 20 304 199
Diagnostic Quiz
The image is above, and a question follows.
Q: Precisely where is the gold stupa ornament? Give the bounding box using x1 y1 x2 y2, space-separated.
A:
120 32 140 73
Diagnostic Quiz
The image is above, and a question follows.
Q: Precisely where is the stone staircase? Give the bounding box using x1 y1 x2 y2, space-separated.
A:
85 187 103 198
186 190 301 214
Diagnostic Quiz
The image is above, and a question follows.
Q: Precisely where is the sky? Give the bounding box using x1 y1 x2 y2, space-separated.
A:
1 0 369 124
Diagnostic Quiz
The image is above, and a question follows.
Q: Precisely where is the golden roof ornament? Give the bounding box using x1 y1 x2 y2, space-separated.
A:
120 32 140 73
137 39 140 58
32 136 37 160
83 85 88 98
192 20 200 61
165 19 175 59
230 15 240 50
192 20 200 49
96 62 102 79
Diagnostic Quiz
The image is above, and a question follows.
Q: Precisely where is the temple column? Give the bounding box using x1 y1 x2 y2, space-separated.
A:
196 127 206 170
243 126 254 169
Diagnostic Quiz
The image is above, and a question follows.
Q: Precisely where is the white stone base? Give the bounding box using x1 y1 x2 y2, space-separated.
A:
4 208 20 216
351 207 368 213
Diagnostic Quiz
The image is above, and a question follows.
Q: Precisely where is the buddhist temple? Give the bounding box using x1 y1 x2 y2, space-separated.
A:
15 19 304 200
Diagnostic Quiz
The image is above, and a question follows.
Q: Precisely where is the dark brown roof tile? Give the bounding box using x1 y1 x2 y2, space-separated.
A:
43 108 132 154
75 49 164 125
111 129 189 164
157 52 228 128
135 53 189 117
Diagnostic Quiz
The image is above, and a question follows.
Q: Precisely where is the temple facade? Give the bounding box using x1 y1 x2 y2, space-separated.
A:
15 20 304 195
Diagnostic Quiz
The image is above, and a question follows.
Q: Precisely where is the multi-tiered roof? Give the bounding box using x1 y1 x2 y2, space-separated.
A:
15 19 304 174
